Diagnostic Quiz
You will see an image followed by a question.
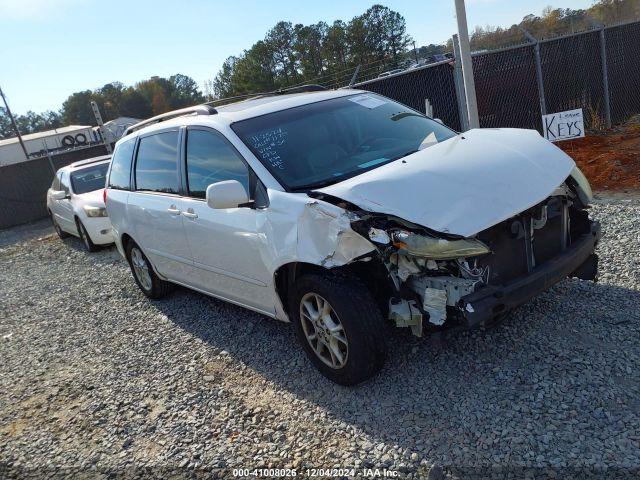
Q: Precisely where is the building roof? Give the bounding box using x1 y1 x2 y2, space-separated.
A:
0 125 92 147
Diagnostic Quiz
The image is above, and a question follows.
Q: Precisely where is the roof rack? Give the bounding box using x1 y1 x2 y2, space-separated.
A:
123 85 328 136
204 84 327 107
124 105 218 136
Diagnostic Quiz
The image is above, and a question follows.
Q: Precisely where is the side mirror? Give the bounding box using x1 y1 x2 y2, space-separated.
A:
206 180 249 209
51 190 67 200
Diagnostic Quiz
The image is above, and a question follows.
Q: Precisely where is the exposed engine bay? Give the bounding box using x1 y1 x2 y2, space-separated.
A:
310 171 600 336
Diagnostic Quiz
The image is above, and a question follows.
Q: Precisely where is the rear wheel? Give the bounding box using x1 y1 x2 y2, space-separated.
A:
76 219 99 252
125 241 173 299
290 272 387 386
50 211 69 239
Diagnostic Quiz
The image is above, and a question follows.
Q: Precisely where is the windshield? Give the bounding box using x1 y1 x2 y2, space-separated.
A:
70 163 109 194
232 93 456 190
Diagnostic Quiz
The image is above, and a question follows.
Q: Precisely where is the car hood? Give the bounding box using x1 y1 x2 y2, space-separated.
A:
315 128 576 237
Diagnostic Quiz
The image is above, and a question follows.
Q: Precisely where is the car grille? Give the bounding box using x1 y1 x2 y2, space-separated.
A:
475 196 573 285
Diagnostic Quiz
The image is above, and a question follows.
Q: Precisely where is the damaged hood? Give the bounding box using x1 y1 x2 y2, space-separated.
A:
316 128 576 237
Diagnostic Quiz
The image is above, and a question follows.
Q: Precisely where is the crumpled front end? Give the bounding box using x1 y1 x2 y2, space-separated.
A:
312 170 600 336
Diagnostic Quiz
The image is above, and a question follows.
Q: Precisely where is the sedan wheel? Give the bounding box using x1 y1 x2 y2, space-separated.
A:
300 292 349 369
130 246 152 291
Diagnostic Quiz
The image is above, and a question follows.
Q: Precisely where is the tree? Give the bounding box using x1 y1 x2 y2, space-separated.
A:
120 87 151 119
265 21 299 85
62 90 96 125
169 74 205 108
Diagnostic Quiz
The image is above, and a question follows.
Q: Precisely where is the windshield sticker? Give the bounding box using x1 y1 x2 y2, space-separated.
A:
249 127 288 170
348 94 387 109
358 157 388 169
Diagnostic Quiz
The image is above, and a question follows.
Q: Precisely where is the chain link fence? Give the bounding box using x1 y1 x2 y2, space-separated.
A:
0 144 111 229
353 62 462 131
352 20 640 134
606 21 640 124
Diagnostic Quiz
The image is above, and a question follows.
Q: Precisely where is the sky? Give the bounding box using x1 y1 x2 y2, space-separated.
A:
0 0 595 115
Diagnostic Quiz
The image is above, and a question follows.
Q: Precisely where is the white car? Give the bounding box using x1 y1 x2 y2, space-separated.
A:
105 88 599 385
47 156 114 251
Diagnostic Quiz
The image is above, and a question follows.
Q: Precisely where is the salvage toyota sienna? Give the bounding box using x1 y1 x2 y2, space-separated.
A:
105 87 600 385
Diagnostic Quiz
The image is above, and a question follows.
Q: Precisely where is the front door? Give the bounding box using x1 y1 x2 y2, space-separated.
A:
56 171 76 233
179 128 273 313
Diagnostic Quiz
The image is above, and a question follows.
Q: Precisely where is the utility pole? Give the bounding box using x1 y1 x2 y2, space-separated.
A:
91 101 112 154
412 41 419 63
454 0 480 129
0 86 29 160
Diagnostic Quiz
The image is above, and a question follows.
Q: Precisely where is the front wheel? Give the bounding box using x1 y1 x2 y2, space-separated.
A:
291 273 387 386
76 219 99 252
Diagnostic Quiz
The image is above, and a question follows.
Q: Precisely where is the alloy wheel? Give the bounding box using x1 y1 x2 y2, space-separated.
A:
299 292 348 369
130 247 152 291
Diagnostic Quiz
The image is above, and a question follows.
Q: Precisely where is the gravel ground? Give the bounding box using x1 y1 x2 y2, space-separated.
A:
1 196 639 479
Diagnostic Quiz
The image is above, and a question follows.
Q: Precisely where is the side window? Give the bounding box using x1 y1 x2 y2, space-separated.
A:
59 172 70 194
108 138 136 190
185 129 249 199
135 131 180 194
51 171 61 190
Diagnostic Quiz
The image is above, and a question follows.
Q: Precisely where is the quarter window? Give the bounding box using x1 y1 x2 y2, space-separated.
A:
135 131 180 194
108 138 136 190
185 130 249 199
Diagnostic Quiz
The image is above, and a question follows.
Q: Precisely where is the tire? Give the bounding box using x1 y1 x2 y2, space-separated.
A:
125 241 174 299
50 211 70 239
290 272 387 386
61 135 75 147
76 219 99 252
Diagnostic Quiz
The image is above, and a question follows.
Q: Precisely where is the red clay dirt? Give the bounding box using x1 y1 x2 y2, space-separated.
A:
559 120 640 192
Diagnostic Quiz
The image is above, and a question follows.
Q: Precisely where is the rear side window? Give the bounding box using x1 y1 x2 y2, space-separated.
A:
108 139 136 190
135 131 180 194
185 130 249 199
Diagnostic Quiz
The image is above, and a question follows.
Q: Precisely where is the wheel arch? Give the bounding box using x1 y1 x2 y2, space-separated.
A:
273 256 393 319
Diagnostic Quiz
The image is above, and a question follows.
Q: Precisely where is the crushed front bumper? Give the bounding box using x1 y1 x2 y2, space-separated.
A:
460 221 600 328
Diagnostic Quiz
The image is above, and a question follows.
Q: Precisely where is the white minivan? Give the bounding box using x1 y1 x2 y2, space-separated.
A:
105 88 599 385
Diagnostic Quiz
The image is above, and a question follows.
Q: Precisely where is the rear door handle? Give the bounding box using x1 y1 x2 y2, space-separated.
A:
182 208 198 219
167 205 181 215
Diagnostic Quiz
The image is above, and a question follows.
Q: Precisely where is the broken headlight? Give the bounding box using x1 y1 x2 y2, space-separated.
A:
569 166 593 205
392 231 490 260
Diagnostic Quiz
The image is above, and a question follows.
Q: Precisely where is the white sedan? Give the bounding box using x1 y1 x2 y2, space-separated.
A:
47 156 114 251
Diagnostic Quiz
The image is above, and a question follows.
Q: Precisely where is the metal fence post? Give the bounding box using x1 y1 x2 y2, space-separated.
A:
521 28 547 116
452 34 470 131
587 16 612 129
599 27 612 128
425 99 434 118
42 139 57 175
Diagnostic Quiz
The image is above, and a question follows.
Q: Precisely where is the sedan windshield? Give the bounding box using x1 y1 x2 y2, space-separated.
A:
232 93 456 190
70 163 109 194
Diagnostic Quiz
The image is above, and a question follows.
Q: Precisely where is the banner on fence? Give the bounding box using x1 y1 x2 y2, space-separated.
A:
542 109 585 142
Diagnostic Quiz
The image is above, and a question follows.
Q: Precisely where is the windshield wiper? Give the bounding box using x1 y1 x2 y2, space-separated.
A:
292 179 340 191
389 149 418 161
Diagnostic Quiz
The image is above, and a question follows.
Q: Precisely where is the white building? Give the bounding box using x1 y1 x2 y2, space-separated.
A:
0 125 97 166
